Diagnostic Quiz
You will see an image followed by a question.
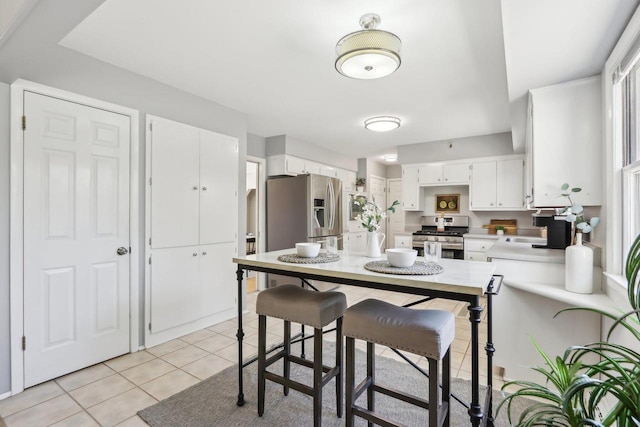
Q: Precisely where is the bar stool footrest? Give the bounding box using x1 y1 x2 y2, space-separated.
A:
352 406 409 427
263 371 313 396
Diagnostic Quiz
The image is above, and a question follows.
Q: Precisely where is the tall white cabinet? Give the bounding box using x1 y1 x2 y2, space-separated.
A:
145 115 238 347
526 76 602 207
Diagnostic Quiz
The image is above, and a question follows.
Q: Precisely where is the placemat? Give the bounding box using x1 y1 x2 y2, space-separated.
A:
277 253 341 264
364 260 443 275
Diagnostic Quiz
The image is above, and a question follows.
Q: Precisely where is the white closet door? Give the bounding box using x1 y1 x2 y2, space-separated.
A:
199 131 238 244
151 119 200 248
150 246 201 333
23 92 130 387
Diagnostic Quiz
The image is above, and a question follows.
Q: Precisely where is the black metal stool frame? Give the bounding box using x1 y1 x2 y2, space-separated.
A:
345 339 451 427
257 313 343 426
234 260 502 427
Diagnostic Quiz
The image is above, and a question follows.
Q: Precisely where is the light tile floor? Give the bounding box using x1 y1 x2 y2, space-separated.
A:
0 285 503 426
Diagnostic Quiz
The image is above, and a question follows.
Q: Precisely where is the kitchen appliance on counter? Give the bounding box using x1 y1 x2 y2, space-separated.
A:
412 216 469 259
532 213 571 249
266 174 343 287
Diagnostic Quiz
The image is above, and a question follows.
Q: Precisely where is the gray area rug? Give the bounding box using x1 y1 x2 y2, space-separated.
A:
139 341 530 426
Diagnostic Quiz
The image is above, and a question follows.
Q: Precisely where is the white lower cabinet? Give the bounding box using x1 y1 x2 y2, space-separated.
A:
464 238 496 262
345 231 366 253
394 235 412 248
150 243 236 337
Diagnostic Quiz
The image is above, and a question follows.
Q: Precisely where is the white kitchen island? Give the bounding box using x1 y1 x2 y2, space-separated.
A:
233 249 498 427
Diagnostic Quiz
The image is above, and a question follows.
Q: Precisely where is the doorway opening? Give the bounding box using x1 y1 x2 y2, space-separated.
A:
246 157 265 293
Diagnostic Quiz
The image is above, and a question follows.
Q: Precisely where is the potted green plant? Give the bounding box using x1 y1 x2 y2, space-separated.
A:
495 225 505 236
356 177 366 192
497 233 640 426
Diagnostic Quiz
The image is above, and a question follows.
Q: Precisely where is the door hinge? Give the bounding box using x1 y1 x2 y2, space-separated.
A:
148 323 152 331
148 256 152 265
22 336 26 350
129 247 132 254
149 237 152 246
149 178 152 185
21 116 26 130
149 122 153 131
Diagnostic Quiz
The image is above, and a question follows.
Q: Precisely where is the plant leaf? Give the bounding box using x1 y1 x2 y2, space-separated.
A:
561 183 569 190
571 187 582 193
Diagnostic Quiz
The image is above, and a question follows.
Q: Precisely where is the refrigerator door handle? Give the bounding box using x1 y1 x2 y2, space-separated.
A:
328 180 334 230
330 180 336 230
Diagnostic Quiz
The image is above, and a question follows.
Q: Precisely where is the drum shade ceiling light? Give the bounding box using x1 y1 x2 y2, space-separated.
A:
335 13 402 79
364 116 401 132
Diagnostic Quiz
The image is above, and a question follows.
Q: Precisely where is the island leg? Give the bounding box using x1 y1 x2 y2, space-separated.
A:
236 266 245 406
485 278 496 426
468 296 484 426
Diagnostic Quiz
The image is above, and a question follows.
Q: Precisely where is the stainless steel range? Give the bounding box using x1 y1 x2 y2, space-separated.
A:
412 216 469 259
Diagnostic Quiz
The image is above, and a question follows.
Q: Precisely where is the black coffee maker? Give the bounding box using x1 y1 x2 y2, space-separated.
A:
532 214 572 249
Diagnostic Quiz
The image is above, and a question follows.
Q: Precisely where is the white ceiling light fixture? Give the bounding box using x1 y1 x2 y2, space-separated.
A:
335 13 402 79
364 116 401 132
383 154 398 162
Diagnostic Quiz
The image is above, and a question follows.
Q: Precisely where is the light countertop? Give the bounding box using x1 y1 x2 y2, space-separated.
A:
486 237 566 263
234 249 496 296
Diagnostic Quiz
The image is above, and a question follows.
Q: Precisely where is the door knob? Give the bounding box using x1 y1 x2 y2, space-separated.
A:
202 186 207 191
193 185 199 190
117 247 129 255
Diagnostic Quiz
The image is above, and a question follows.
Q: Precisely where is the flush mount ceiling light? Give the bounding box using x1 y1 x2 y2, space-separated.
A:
364 116 401 132
335 13 402 79
383 154 398 162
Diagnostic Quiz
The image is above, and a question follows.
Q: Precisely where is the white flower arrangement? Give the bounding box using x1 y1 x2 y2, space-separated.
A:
354 196 400 232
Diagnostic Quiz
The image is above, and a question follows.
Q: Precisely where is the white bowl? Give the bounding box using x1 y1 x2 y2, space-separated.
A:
386 248 418 268
296 242 321 258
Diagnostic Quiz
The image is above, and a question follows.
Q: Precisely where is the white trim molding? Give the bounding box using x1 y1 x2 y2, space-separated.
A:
9 79 140 395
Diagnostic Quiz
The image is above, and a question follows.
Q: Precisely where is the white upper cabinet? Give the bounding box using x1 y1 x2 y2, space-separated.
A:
418 162 469 185
150 120 201 248
149 118 238 248
470 161 497 209
199 131 238 245
526 76 602 207
470 156 525 211
402 165 422 210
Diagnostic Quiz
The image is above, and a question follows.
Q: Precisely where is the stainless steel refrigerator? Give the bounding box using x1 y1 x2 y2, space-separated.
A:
266 174 343 287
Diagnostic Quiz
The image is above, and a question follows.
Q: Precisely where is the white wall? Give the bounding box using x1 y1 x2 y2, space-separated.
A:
266 135 358 171
247 133 266 159
0 0 249 395
397 132 514 163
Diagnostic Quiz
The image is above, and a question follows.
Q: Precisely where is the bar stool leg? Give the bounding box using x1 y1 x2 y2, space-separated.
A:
367 342 375 427
443 349 451 427
335 318 343 418
257 315 267 417
283 320 291 396
428 357 440 426
313 328 323 427
345 336 355 427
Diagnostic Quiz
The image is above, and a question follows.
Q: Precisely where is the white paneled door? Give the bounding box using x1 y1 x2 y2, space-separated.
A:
23 92 130 387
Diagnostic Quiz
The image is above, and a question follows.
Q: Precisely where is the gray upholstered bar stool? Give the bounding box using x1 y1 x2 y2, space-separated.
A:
343 299 455 427
256 284 347 426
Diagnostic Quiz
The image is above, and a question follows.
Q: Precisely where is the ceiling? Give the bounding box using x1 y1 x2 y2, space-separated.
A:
59 0 638 160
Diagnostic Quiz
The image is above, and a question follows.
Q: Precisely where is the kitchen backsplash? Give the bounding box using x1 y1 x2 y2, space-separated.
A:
403 186 602 243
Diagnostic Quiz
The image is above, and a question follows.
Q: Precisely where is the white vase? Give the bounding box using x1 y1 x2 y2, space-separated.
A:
565 233 593 294
365 231 385 258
